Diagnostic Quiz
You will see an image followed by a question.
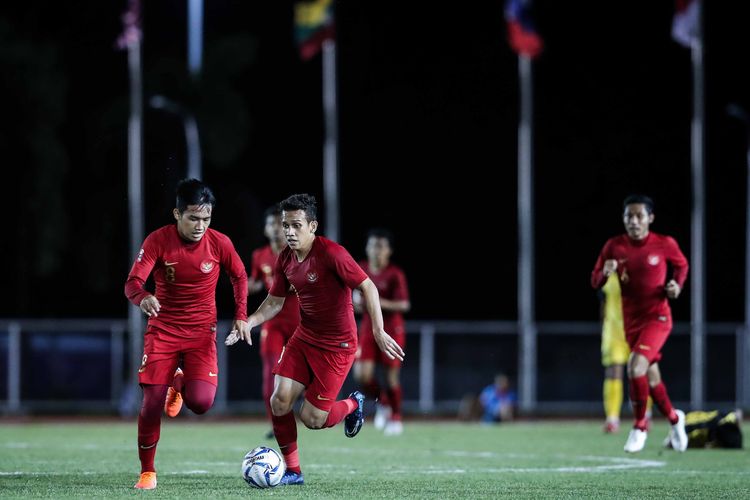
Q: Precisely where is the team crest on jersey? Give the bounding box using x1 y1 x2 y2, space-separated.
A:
648 254 660 266
261 264 272 276
306 271 318 283
200 260 215 273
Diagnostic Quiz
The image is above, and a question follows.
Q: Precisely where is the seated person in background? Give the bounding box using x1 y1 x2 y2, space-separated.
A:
663 409 743 449
479 373 517 423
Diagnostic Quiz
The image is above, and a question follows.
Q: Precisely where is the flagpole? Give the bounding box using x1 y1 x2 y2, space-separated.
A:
517 54 536 414
322 38 339 242
689 0 705 411
118 0 145 416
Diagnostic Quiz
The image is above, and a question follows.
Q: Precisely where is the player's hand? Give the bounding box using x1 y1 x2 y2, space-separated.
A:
665 279 681 299
374 329 405 362
139 295 161 317
225 319 251 346
603 259 618 277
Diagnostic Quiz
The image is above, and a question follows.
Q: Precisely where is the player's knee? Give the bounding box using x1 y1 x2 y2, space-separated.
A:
185 395 214 415
270 395 293 416
300 413 325 429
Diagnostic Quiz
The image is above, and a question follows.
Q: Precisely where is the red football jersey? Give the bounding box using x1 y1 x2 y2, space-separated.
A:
591 232 689 333
358 260 409 334
269 236 367 351
125 225 248 334
249 244 300 329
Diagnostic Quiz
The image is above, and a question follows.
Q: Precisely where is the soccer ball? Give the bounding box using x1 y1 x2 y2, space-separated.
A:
241 446 286 488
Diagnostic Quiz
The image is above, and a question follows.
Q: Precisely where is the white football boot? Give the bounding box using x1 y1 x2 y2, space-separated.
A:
373 404 391 431
623 428 648 453
669 409 688 452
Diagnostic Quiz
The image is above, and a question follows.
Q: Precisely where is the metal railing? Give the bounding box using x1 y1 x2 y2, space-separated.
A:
1 318 746 415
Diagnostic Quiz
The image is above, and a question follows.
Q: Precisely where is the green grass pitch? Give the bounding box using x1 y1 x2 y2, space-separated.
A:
1 419 748 498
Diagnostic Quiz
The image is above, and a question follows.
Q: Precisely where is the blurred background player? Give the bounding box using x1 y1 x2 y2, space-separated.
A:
478 373 517 423
125 179 249 489
599 273 652 434
591 194 689 453
247 204 300 438
352 228 410 436
226 194 404 486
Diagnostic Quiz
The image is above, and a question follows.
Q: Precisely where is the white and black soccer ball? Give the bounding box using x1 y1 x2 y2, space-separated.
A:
241 446 286 488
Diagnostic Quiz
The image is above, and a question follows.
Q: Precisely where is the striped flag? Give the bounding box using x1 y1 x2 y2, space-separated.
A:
294 0 335 61
504 0 543 58
672 0 698 48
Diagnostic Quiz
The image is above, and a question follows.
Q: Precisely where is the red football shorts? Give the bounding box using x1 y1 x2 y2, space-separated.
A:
272 334 355 412
626 317 672 364
138 324 219 386
356 319 405 368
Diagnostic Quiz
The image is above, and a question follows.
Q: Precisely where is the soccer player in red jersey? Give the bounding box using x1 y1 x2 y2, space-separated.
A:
125 179 250 489
226 193 404 486
352 228 410 436
247 204 300 435
591 194 689 453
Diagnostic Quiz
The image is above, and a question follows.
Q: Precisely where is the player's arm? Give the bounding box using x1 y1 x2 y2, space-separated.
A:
247 249 266 295
379 297 410 312
382 269 411 313
591 241 615 289
358 278 404 361
665 236 689 299
124 235 161 317
226 294 285 346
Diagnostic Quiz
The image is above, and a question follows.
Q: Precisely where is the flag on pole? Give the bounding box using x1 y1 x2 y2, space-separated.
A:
116 0 142 50
504 0 543 58
672 0 698 48
294 0 335 61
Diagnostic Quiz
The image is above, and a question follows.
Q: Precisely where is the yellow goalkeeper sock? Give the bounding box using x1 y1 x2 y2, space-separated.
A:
603 378 623 421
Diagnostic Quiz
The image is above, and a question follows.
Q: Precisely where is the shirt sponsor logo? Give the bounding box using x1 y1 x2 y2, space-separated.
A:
648 255 660 266
306 272 318 283
200 260 215 273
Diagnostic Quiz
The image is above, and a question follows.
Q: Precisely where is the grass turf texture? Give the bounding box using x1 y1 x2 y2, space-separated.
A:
0 420 748 498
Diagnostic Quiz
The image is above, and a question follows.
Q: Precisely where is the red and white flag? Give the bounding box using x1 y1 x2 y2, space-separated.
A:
672 0 698 48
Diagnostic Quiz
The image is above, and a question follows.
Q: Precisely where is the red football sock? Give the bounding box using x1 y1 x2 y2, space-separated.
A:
272 411 300 473
138 385 167 473
386 386 402 420
323 398 358 428
182 379 216 415
650 382 678 423
362 379 380 400
628 375 650 430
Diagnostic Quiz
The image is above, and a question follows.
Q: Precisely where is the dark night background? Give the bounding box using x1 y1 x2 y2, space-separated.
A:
2 1 749 325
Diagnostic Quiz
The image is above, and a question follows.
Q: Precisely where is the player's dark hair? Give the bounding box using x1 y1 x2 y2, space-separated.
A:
263 203 282 219
280 193 317 221
367 227 395 248
176 178 216 212
623 194 654 214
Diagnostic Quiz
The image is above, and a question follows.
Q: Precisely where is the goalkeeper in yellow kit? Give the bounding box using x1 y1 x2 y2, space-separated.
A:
600 274 651 433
